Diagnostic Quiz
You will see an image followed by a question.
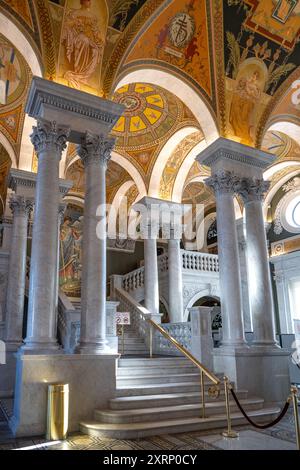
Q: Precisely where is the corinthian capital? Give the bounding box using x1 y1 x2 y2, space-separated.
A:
9 195 33 217
78 132 115 168
30 119 70 155
235 177 270 203
205 170 238 195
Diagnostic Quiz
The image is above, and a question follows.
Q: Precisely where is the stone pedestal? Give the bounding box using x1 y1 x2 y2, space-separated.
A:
213 347 290 406
190 306 213 370
10 353 119 437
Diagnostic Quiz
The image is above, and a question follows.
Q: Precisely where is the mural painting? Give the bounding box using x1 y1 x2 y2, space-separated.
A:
124 0 212 99
224 0 300 145
59 204 83 298
58 0 108 94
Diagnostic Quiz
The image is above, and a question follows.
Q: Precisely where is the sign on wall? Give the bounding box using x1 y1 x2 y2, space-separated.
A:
116 312 131 325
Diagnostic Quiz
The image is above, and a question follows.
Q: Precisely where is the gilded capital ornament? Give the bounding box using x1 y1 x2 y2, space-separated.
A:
235 177 270 203
205 170 238 195
78 132 115 168
30 119 70 155
9 195 33 217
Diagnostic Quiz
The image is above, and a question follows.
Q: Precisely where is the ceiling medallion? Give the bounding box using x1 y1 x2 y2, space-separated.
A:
168 12 195 49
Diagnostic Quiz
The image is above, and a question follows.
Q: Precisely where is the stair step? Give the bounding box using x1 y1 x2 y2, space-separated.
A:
115 381 223 397
117 364 198 376
95 398 263 424
109 390 248 410
80 407 280 439
117 372 201 386
117 357 191 367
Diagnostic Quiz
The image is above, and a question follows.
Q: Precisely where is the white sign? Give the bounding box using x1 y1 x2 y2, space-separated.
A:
116 312 131 325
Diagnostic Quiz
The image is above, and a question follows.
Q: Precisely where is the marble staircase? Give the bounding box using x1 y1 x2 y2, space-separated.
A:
80 356 281 439
117 329 149 356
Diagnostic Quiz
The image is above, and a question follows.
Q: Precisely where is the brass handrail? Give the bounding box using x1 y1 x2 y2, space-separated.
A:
146 318 220 386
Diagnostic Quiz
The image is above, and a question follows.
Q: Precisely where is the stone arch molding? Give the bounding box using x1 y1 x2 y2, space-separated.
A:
183 284 220 321
0 12 43 170
114 68 219 144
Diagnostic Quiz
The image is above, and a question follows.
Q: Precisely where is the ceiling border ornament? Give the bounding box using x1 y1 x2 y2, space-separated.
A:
211 0 226 136
256 66 300 148
103 0 165 97
35 0 56 80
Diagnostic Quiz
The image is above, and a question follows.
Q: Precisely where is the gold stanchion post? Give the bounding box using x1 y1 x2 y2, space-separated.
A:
222 376 239 438
291 386 300 450
47 384 69 440
122 324 124 355
200 370 205 419
149 323 153 358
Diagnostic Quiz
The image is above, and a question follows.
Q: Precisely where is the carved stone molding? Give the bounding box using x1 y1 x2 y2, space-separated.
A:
205 170 238 195
78 132 115 168
235 177 270 203
30 119 70 155
9 195 33 217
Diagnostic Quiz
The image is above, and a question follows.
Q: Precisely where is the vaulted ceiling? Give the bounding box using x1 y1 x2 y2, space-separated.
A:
0 0 299 214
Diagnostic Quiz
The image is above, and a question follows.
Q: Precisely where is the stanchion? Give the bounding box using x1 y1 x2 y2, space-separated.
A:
149 323 153 358
222 376 239 438
291 386 300 450
200 370 205 419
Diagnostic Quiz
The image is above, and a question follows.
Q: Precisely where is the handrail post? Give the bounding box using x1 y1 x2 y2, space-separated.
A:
200 370 205 419
222 376 239 438
149 323 153 359
291 386 300 450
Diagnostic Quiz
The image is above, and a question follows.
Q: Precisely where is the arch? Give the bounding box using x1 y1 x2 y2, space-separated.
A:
65 151 147 198
148 126 199 198
263 167 300 218
0 133 17 168
114 69 219 144
267 121 300 145
173 139 207 202
63 195 84 208
0 12 43 171
184 289 220 321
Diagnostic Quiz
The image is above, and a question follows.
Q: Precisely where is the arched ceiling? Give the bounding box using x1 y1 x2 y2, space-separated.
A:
0 0 299 213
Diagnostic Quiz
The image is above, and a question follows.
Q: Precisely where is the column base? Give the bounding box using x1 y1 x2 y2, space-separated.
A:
213 346 291 406
20 337 60 355
9 353 119 437
75 339 111 355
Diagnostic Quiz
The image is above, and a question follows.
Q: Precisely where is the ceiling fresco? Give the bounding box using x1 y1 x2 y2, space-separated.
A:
223 0 300 146
0 0 299 216
121 0 214 104
0 33 32 154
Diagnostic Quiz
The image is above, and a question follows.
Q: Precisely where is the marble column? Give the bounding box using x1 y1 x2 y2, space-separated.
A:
168 228 183 322
77 132 115 354
5 195 33 347
144 227 160 315
206 170 247 349
23 119 70 352
237 177 277 347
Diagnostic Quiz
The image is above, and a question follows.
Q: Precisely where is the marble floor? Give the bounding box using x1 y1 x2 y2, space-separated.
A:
0 408 298 451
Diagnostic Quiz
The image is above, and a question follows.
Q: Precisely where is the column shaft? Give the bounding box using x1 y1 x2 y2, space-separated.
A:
239 178 277 346
206 171 246 348
144 237 159 314
168 237 183 322
5 196 32 346
77 133 114 353
24 120 69 352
